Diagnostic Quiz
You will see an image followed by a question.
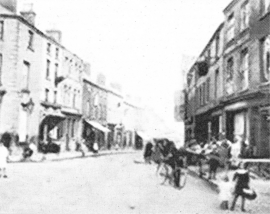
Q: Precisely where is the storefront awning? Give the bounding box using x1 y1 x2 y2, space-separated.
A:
40 111 66 131
85 120 110 133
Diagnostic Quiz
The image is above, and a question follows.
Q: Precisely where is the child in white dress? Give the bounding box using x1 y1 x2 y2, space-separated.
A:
0 142 9 178
218 175 233 210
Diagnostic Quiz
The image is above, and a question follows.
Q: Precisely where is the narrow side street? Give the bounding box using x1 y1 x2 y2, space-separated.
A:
0 153 268 214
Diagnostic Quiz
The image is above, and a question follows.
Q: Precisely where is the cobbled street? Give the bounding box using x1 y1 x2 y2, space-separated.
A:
0 153 268 214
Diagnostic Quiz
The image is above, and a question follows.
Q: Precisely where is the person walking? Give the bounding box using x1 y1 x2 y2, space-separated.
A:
143 141 153 164
208 149 220 180
230 162 250 212
0 142 9 178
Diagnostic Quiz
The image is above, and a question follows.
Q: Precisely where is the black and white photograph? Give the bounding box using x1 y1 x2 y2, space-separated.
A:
0 0 270 213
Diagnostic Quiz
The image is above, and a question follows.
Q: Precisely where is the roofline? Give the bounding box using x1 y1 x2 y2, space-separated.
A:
223 0 239 13
0 14 86 62
186 22 224 75
83 78 109 93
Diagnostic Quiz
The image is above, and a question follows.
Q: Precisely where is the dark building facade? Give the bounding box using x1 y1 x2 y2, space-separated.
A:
185 0 270 158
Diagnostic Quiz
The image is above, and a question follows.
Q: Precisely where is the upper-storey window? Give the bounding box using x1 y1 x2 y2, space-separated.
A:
55 48 59 60
262 36 270 82
28 31 34 50
47 43 51 55
0 21 4 40
226 13 235 42
215 34 220 58
226 57 234 95
240 2 249 31
46 60 50 79
0 54 3 85
22 61 30 89
239 48 249 90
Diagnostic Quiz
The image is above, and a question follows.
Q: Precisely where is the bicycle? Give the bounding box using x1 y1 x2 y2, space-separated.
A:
157 159 188 189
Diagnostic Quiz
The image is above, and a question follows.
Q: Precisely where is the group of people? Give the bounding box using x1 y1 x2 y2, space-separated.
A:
218 161 254 212
143 138 187 188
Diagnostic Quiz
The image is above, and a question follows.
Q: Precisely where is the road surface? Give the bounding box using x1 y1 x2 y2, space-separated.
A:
0 152 267 214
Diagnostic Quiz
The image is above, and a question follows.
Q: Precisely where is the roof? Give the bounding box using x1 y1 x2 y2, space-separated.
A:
0 14 86 63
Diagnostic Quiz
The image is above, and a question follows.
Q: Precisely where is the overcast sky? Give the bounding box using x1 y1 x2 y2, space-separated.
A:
18 0 231 122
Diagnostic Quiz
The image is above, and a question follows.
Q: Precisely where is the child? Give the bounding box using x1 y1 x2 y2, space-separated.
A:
218 175 233 210
0 142 9 178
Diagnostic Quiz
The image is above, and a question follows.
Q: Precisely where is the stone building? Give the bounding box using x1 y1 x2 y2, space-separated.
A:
82 76 110 150
184 0 270 158
0 3 87 153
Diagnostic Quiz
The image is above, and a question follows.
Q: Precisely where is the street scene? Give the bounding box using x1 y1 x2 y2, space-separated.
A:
0 0 270 213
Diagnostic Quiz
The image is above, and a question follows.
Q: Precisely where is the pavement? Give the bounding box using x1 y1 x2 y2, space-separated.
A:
188 164 270 213
8 148 136 163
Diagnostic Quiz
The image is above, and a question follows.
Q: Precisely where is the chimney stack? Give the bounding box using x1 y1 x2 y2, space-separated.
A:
46 30 62 43
0 0 17 13
20 3 36 26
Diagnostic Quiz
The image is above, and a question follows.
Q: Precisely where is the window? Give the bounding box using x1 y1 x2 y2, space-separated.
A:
205 78 210 103
227 57 234 81
47 43 51 55
54 91 57 103
227 13 235 42
239 48 249 90
241 2 249 31
54 63 58 84
215 69 219 98
73 89 76 108
262 37 270 82
55 48 59 59
22 61 30 89
28 31 34 50
0 21 4 40
0 54 2 85
46 60 50 79
226 57 234 95
215 34 220 58
45 89 49 102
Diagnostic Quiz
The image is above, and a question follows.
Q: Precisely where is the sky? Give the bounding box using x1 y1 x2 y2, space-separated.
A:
18 0 231 123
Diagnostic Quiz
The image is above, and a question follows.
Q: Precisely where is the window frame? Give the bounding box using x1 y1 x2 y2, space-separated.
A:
226 13 235 42
45 89 49 102
28 30 34 50
240 1 249 31
47 43 51 55
46 59 51 80
240 48 249 90
22 61 30 90
0 20 4 40
0 53 2 85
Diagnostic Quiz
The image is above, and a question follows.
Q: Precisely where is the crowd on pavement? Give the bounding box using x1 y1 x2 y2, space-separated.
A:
142 133 267 212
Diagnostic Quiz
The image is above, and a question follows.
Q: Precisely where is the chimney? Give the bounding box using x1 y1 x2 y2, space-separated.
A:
20 3 36 26
0 0 17 13
84 63 91 77
46 30 62 43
